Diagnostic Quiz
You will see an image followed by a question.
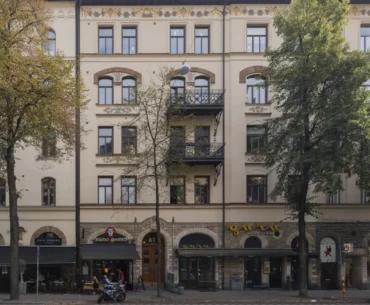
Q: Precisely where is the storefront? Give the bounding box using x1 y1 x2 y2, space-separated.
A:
142 232 165 285
177 233 216 289
81 226 139 290
319 237 338 289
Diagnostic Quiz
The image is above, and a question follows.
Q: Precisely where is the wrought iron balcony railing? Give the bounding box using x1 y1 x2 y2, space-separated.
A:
170 143 224 164
168 90 224 115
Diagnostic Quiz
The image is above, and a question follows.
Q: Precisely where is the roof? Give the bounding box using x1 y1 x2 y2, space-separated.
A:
48 0 370 5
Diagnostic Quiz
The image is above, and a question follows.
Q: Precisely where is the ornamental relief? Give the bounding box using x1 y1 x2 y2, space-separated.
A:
80 5 281 19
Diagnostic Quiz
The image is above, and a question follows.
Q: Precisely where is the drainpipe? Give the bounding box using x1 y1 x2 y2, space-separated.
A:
221 0 226 290
75 0 81 289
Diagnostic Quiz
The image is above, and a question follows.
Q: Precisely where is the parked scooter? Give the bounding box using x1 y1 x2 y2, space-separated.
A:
97 283 126 303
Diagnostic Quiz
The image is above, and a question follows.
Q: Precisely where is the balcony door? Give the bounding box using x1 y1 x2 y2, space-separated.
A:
195 126 210 157
170 127 185 158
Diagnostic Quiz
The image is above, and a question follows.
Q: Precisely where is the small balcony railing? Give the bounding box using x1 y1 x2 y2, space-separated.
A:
170 143 224 165
168 90 224 115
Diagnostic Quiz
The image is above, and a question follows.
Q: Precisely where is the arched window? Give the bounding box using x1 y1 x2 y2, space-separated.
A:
122 77 137 104
44 30 56 56
98 78 113 105
0 178 5 206
170 77 185 103
35 232 62 246
42 177 56 206
244 236 262 248
291 236 308 252
194 77 209 104
246 75 267 104
179 233 215 248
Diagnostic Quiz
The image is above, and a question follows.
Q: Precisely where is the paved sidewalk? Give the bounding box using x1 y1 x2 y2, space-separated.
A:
0 289 369 305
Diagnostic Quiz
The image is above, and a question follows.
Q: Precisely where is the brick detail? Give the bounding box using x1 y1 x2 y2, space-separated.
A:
93 67 142 84
239 65 268 83
167 67 216 84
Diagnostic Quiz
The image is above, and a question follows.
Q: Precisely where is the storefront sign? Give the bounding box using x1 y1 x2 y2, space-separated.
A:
35 232 62 246
228 223 281 237
343 243 353 254
94 226 128 243
320 237 336 263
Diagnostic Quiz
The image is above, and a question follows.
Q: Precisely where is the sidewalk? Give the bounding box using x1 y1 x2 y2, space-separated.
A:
0 289 369 305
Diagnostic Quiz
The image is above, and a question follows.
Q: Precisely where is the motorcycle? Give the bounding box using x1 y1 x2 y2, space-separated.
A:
97 283 126 303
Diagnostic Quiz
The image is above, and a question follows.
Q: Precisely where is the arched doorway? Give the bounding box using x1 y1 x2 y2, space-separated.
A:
290 236 309 290
178 233 215 289
320 237 338 289
142 232 165 285
244 236 262 288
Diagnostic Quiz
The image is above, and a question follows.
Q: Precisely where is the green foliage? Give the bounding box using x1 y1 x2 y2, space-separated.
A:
266 0 370 209
0 0 79 161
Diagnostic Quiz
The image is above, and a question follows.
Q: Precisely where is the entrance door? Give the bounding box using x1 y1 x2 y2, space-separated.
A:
269 257 282 288
195 126 210 157
244 257 261 288
142 233 165 284
321 263 338 289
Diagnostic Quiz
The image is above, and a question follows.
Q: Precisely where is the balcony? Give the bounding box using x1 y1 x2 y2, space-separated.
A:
168 90 224 116
170 143 224 165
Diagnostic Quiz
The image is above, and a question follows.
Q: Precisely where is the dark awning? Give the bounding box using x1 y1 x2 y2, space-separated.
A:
81 243 139 260
0 246 75 266
176 248 298 257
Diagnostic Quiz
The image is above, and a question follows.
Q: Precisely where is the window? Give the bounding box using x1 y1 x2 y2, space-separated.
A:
98 176 113 204
170 177 185 204
0 178 5 206
247 26 267 53
44 30 56 56
246 75 267 104
194 77 209 104
362 189 370 204
170 27 185 54
247 125 265 154
121 176 136 204
98 26 113 54
360 25 370 52
122 27 137 54
194 176 209 204
98 127 113 155
122 77 136 104
42 177 56 206
195 26 209 54
170 127 185 158
247 175 267 204
327 191 341 204
98 78 113 105
364 80 370 102
122 127 137 155
41 133 57 158
170 77 186 103
287 175 302 203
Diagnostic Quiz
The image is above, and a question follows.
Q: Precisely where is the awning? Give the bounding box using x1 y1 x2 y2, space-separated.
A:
80 243 139 260
0 246 75 266
176 248 299 257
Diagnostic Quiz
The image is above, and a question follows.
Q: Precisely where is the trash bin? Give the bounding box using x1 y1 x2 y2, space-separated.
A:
230 276 243 291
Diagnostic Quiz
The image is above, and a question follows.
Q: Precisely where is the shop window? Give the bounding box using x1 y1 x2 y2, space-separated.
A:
0 178 5 206
42 177 56 206
246 125 266 154
246 175 267 204
170 176 185 204
179 233 215 248
244 236 262 248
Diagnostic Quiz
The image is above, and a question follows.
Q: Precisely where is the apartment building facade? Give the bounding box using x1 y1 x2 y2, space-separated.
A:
0 0 370 292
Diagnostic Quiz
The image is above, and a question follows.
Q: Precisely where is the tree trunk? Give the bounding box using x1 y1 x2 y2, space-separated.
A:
6 146 19 300
153 147 161 297
298 206 308 297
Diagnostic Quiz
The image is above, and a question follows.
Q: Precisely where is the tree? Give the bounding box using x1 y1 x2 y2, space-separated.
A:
0 0 79 299
265 0 370 297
